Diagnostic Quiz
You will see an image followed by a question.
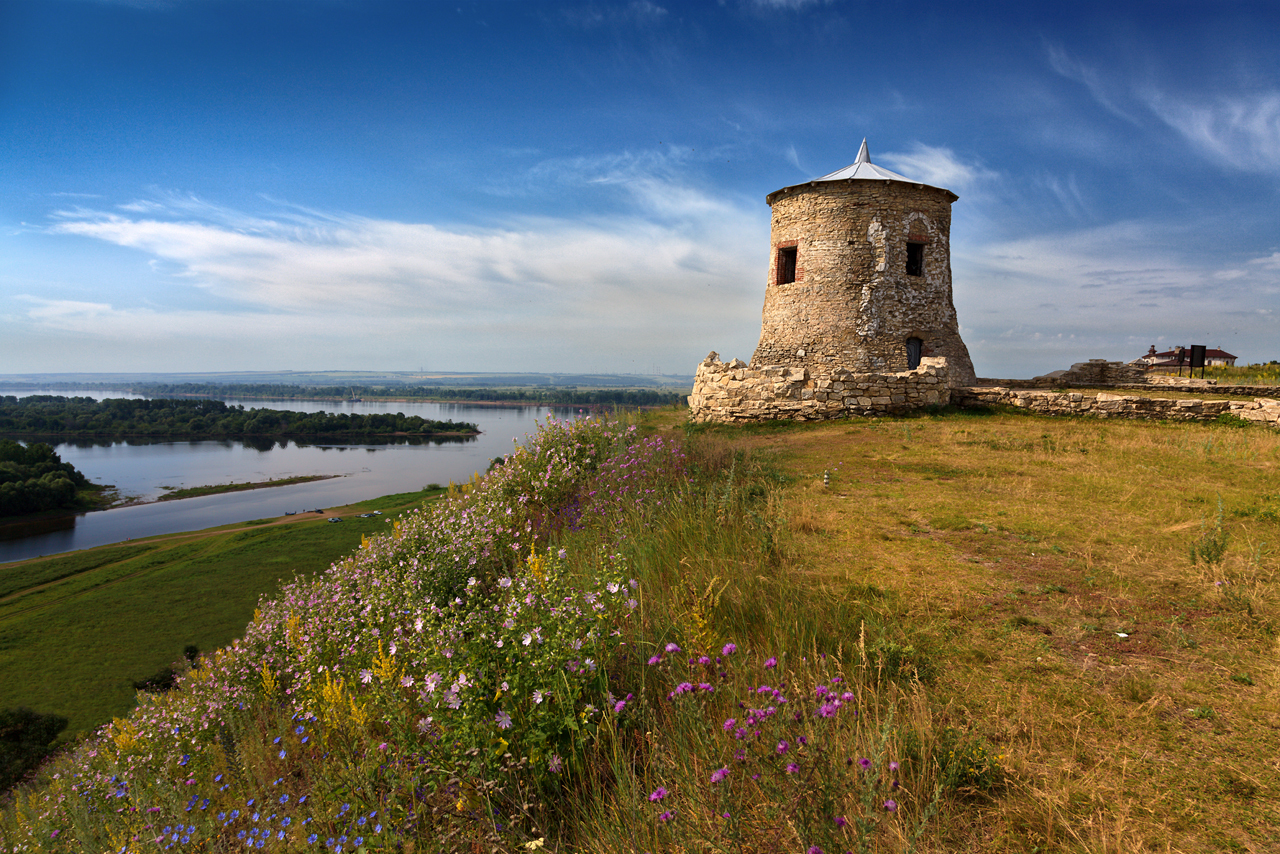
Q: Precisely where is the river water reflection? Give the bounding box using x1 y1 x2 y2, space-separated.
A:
0 393 582 563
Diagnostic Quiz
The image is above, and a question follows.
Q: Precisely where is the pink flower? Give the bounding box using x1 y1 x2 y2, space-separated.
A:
764 656 777 669
710 767 729 783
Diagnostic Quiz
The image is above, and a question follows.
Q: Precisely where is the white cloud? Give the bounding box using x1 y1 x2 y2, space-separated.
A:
953 227 1280 376
879 143 998 194
747 0 831 10
23 182 770 372
1044 43 1139 124
1145 90 1280 175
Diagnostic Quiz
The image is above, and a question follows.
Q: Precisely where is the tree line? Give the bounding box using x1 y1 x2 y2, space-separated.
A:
0 396 479 440
0 439 95 517
120 383 687 407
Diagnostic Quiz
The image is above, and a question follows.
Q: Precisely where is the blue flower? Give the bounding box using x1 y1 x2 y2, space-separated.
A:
308 834 318 844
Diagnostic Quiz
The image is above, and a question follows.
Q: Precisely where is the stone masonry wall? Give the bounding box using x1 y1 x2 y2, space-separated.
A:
688 352 950 424
751 180 976 385
953 387 1280 427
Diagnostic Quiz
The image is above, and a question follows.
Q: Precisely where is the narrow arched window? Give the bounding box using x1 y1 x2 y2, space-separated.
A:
906 337 923 370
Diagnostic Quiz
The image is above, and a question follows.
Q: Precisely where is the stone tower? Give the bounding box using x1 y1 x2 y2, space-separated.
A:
750 140 976 385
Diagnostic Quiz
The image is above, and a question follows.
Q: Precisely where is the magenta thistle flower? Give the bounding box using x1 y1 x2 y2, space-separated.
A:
723 717 736 731
710 767 729 783
658 810 674 823
648 787 668 802
833 816 847 828
648 655 663 665
722 642 737 655
776 740 789 754
786 762 800 774
858 757 872 770
807 847 825 854
883 799 898 812
764 656 777 669
665 642 681 653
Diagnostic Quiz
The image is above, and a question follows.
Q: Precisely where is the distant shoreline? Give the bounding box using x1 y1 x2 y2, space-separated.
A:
155 474 342 503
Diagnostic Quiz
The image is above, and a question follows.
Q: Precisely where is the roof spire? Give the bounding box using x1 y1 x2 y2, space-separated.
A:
855 138 870 164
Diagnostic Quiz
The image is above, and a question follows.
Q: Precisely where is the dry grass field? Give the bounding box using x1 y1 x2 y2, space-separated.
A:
668 407 1279 852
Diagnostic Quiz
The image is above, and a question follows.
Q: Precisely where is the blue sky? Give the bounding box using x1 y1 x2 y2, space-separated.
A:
3 0 1278 379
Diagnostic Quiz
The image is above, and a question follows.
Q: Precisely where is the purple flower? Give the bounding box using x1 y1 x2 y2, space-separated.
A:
665 642 681 653
883 799 898 812
495 710 512 729
548 754 563 773
786 762 800 774
723 717 737 731
776 740 789 754
764 656 777 669
889 761 900 771
818 702 838 718
648 787 668 802
658 810 674 823
858 757 872 770
833 816 847 828
648 655 663 665
722 642 737 655
710 767 729 783
807 847 825 854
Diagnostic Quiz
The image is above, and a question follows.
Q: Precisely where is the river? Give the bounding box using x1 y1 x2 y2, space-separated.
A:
0 393 584 563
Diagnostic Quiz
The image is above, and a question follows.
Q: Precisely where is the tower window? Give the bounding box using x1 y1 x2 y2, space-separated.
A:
777 246 797 285
905 242 925 277
906 337 923 370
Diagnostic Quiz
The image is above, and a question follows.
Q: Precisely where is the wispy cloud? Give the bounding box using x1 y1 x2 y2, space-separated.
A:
1144 91 1280 175
954 224 1280 375
879 143 998 194
32 180 769 371
1044 43 1140 124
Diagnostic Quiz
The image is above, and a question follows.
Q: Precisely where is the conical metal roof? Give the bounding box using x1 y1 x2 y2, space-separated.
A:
766 139 957 204
813 139 915 182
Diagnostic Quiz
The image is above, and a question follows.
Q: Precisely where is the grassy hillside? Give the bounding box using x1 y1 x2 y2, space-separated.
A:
2 410 1277 853
0 489 441 734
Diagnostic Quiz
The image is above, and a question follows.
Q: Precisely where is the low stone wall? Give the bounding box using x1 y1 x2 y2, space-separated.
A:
954 388 1280 426
688 352 950 423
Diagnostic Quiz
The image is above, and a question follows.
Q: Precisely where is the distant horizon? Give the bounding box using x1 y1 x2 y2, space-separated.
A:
3 1 1277 379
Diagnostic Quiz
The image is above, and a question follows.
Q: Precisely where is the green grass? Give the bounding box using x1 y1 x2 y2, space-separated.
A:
0 487 442 735
155 473 337 501
5 409 1280 852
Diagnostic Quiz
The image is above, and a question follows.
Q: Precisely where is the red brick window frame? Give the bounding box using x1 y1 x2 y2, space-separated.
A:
776 244 798 285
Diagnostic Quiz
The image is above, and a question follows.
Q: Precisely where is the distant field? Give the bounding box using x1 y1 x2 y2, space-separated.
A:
1152 363 1280 385
0 488 441 734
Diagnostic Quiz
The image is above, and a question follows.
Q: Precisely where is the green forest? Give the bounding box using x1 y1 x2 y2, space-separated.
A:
0 396 478 440
3 382 687 407
0 439 97 518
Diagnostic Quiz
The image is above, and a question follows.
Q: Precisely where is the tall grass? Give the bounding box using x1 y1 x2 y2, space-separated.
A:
1 417 967 854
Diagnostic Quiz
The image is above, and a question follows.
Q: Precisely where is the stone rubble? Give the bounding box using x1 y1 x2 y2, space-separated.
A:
688 351 950 423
